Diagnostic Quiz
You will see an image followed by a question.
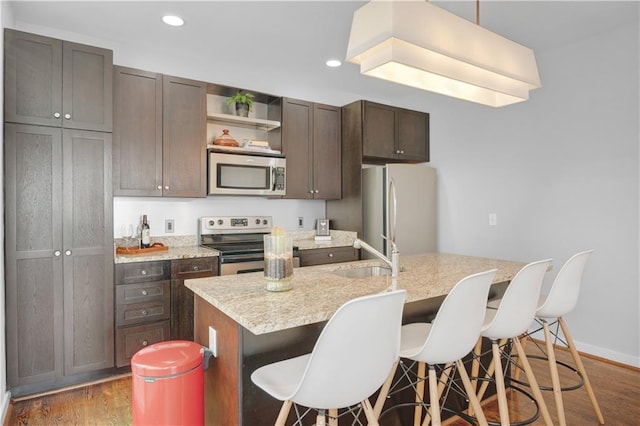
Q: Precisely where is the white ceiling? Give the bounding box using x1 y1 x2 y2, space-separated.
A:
6 1 639 108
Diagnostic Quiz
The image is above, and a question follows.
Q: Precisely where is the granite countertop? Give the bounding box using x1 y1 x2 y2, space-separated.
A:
185 252 527 335
113 230 357 264
114 235 219 264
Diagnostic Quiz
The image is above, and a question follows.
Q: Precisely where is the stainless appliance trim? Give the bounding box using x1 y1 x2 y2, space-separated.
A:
208 151 286 196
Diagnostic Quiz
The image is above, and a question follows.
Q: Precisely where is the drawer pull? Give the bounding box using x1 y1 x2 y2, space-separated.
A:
193 266 199 271
141 290 148 296
141 310 148 316
64 113 71 120
142 340 148 347
54 112 61 118
141 270 147 275
328 253 334 258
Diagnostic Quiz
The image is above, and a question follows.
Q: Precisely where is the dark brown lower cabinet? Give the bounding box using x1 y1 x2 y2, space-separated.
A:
171 257 219 341
5 123 114 395
114 257 218 367
298 246 359 267
114 260 171 367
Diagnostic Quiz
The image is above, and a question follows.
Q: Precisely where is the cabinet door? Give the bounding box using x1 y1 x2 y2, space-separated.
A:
282 98 313 199
170 257 218 341
312 104 342 200
62 129 114 375
397 109 430 162
162 75 207 197
5 124 64 387
4 29 63 127
113 66 163 196
362 101 397 160
62 41 113 132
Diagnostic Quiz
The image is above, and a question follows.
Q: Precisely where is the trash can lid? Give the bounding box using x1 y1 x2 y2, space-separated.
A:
131 340 203 377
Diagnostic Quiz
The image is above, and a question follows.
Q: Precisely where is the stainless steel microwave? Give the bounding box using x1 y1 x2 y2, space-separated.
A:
208 150 286 196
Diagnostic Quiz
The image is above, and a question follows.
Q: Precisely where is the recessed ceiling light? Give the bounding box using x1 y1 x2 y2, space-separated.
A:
162 15 184 27
325 59 342 68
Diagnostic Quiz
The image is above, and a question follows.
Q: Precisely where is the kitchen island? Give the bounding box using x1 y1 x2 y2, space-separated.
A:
185 252 527 425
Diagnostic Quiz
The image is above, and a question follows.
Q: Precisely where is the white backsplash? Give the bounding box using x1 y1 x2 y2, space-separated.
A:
113 196 326 238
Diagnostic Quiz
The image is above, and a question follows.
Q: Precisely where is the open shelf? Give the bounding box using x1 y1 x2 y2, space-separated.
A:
207 112 281 131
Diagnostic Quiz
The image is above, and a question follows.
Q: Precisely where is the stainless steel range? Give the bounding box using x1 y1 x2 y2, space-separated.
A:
198 216 300 276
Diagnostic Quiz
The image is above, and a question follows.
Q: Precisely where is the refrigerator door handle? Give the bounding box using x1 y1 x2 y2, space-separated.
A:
388 177 398 249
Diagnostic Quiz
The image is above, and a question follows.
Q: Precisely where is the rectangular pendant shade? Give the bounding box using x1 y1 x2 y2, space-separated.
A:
346 0 542 107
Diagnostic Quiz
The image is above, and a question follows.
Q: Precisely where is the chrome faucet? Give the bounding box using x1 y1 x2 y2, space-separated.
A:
353 237 400 278
354 175 401 278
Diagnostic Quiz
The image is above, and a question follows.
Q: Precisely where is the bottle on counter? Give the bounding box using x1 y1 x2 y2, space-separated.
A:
140 215 151 248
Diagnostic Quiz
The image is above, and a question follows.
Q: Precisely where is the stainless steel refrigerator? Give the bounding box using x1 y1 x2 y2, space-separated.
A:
362 163 437 257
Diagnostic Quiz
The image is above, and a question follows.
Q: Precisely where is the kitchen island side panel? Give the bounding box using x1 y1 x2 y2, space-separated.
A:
194 296 241 425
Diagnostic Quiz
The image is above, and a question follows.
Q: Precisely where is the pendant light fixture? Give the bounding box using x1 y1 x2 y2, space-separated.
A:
346 0 541 107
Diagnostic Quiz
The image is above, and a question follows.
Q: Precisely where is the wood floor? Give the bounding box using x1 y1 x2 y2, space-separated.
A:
6 344 639 425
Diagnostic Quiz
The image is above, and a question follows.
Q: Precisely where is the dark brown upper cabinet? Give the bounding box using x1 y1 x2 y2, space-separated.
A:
281 98 341 200
360 101 429 163
4 29 113 132
113 67 207 197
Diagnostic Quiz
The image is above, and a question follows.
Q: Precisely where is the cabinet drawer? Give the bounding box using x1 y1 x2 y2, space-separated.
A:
115 286 170 327
115 280 169 305
299 247 360 267
115 260 171 284
115 320 170 367
171 257 218 279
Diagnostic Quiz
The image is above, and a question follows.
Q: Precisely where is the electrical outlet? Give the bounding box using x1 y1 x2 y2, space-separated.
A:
208 326 217 357
297 217 304 229
165 219 175 233
489 213 497 226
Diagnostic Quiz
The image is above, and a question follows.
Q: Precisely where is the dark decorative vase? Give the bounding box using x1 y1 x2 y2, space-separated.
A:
236 103 250 117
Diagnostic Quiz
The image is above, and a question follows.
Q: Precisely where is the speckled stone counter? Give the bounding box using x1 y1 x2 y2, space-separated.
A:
289 229 357 250
186 252 526 335
114 235 219 264
189 252 527 426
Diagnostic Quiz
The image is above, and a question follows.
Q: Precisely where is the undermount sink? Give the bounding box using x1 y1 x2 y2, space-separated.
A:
331 265 392 279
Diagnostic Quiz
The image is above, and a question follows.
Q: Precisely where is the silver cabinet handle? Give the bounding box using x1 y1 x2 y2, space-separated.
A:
141 310 148 316
157 185 162 190
193 266 199 271
141 270 147 275
64 249 72 256
64 113 71 119
314 190 319 194
164 185 169 190
309 190 314 194
142 340 148 346
54 250 61 257
328 253 334 258
53 112 61 118
141 290 148 296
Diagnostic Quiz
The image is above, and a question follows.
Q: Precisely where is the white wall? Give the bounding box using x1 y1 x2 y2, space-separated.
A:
425 24 639 366
114 197 325 238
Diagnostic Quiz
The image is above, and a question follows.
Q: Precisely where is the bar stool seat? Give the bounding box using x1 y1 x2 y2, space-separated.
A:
251 289 406 426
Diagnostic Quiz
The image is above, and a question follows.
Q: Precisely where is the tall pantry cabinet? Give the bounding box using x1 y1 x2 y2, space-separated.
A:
4 29 114 393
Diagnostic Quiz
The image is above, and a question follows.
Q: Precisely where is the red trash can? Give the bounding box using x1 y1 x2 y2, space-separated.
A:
131 340 204 426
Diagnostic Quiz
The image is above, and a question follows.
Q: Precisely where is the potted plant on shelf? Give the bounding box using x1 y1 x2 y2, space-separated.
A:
226 91 255 117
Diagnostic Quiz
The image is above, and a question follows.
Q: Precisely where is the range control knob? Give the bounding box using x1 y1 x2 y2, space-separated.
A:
262 219 268 225
255 219 261 225
208 220 215 226
217 219 224 225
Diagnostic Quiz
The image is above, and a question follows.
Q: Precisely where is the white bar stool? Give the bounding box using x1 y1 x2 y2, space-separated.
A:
250 289 406 426
374 269 497 426
472 259 554 425
522 250 604 425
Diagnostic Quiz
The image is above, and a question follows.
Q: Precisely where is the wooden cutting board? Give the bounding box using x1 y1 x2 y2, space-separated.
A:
116 242 168 256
